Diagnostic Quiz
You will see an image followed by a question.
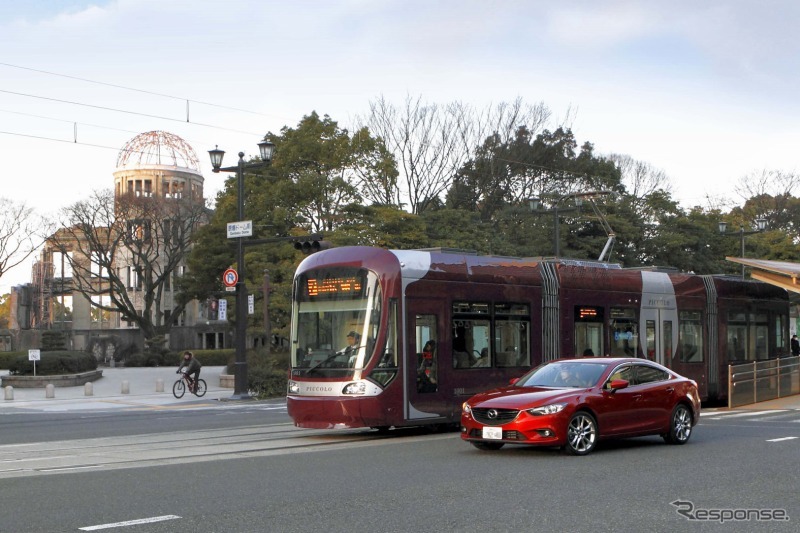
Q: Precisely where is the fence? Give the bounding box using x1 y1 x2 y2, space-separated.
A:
728 356 800 408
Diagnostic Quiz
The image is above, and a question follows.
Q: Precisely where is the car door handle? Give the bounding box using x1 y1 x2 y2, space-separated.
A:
632 394 643 401
665 387 674 393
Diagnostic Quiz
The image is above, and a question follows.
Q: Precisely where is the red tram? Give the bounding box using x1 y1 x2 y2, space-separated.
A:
286 246 789 429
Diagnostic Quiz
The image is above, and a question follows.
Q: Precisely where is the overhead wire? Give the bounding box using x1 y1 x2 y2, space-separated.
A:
0 88 263 136
0 61 278 118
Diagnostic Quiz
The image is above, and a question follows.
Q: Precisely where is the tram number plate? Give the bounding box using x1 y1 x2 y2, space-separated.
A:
482 427 502 440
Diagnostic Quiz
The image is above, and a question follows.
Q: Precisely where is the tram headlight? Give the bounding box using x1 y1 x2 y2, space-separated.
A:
288 380 300 394
342 382 366 395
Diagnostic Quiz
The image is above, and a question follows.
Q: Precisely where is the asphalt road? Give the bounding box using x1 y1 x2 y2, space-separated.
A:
0 404 798 532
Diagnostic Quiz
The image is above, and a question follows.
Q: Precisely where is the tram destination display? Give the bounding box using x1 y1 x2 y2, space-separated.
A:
300 269 366 300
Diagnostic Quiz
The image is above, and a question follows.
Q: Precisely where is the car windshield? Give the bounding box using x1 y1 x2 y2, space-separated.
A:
516 362 607 388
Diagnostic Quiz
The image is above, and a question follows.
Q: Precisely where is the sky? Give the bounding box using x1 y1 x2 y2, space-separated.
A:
1 0 799 293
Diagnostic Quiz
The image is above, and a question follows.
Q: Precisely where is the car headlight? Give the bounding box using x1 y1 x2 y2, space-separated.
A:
288 380 300 394
342 381 366 395
527 403 567 416
462 402 472 415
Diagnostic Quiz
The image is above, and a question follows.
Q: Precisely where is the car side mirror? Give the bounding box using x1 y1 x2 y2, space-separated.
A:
509 377 520 385
608 379 629 392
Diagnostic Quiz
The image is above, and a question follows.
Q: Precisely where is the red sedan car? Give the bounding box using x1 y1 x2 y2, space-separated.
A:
461 358 700 455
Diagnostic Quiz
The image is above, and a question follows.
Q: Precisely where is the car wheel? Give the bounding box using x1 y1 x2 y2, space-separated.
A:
664 404 693 444
565 411 598 455
471 441 505 451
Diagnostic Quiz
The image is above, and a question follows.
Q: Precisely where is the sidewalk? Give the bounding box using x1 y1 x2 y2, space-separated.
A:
0 366 236 412
735 394 800 410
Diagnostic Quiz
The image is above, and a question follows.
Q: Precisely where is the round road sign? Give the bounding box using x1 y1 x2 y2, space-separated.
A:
222 268 239 287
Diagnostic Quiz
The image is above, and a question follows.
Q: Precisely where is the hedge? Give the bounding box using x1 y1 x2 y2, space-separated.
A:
0 351 26 370
8 351 98 376
125 349 233 367
225 349 290 399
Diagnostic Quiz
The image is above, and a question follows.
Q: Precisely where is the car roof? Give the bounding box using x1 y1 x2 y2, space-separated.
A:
552 357 659 366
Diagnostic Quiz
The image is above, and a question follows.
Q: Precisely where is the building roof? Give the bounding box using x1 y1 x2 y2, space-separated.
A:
726 257 800 294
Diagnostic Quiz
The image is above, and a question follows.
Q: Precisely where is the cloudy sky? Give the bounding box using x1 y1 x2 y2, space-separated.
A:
2 0 799 292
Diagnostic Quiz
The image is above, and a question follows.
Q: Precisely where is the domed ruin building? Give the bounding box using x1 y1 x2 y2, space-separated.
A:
11 131 230 359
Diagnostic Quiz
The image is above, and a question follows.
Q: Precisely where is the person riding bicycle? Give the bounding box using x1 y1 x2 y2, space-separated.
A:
178 351 202 393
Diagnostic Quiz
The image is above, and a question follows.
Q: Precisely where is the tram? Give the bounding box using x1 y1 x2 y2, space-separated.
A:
286 246 789 429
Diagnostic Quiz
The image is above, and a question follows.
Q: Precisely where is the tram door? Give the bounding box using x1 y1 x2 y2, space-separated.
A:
640 308 677 366
405 298 450 423
640 272 679 368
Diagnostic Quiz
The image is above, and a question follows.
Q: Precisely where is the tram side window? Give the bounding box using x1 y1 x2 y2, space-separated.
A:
370 300 398 388
609 308 637 357
727 311 747 362
679 311 703 363
453 319 490 368
752 312 769 360
494 303 530 367
774 313 787 355
575 306 603 357
415 314 438 393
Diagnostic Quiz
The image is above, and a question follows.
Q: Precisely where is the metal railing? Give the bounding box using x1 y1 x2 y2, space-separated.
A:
728 356 800 408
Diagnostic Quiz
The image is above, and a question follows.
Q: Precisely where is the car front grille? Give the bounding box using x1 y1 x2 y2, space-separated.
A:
471 407 519 425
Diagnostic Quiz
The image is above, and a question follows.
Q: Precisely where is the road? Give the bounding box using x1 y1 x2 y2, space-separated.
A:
0 403 798 532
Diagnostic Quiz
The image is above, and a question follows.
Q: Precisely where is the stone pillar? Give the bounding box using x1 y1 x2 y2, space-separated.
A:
4 386 13 400
46 384 55 398
121 380 130 394
156 378 164 393
84 382 93 396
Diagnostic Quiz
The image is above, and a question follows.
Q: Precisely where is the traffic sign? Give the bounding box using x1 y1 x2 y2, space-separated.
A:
222 268 239 287
227 220 253 238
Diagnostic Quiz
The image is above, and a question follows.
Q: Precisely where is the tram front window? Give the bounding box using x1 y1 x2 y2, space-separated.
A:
291 268 380 378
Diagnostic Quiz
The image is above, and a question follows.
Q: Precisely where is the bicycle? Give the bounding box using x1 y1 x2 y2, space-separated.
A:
173 370 207 398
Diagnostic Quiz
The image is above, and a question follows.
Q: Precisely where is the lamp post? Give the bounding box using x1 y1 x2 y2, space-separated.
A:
208 140 275 399
528 190 610 257
719 218 767 279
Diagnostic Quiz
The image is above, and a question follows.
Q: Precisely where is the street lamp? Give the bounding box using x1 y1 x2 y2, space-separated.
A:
528 190 610 257
719 218 767 279
208 140 275 399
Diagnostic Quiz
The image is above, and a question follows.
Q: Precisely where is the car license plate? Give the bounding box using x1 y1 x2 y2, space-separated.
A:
482 427 502 440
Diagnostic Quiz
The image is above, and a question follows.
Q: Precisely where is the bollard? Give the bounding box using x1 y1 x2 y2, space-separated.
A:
4 386 13 401
84 382 94 396
121 380 130 394
46 384 55 399
156 378 164 393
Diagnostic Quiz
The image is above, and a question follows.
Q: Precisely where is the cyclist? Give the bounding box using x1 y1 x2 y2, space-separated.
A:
178 350 202 393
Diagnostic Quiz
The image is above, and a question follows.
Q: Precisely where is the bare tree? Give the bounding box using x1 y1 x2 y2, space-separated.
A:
48 189 208 342
363 95 555 213
609 154 672 205
735 168 800 200
0 198 42 285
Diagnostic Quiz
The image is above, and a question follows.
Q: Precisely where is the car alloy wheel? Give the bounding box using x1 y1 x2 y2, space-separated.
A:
664 404 693 444
565 411 597 455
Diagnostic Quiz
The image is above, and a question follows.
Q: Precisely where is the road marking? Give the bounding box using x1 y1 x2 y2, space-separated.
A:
766 436 799 442
705 409 788 420
79 515 181 530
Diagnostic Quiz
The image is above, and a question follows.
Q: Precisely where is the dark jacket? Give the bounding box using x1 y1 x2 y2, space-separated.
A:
179 357 202 373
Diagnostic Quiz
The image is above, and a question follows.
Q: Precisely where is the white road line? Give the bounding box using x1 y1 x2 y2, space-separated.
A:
79 514 181 531
766 436 799 443
705 409 788 420
39 465 102 472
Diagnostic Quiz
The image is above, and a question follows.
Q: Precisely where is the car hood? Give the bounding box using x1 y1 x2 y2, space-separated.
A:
469 386 581 409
